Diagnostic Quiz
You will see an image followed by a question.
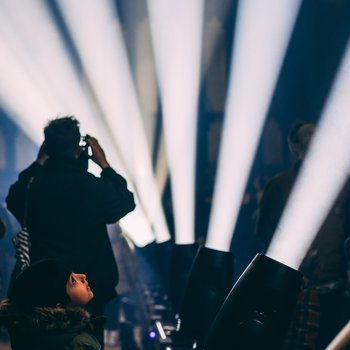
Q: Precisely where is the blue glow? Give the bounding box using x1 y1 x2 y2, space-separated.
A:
149 330 157 339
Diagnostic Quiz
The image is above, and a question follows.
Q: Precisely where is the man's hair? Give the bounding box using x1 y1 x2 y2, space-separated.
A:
44 116 81 157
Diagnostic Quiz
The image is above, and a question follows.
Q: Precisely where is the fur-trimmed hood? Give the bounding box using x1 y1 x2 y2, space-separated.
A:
0 299 102 349
0 299 94 332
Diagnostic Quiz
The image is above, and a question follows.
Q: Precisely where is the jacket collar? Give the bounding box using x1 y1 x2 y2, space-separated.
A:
44 156 88 173
0 299 96 332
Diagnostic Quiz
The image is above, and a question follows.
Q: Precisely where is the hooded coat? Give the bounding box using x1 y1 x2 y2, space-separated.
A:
0 299 101 350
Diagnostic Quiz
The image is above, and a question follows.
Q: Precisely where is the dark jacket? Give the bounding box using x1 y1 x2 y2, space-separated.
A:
6 157 136 302
0 299 101 349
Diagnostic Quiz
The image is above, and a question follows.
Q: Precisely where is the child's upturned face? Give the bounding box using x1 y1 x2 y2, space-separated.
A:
66 273 94 306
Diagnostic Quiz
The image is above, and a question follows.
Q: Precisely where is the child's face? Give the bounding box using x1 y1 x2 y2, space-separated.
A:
66 273 94 306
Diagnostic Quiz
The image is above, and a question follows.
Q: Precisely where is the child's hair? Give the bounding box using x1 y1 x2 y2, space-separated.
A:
8 259 72 308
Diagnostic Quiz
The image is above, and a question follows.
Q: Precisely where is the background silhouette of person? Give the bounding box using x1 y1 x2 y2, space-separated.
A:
5 116 136 349
256 121 350 349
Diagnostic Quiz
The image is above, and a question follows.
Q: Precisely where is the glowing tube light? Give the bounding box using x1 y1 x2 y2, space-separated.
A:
205 0 302 252
147 0 204 244
268 42 350 269
58 0 170 243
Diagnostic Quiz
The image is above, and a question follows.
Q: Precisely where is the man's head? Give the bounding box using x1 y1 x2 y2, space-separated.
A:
288 122 315 161
44 116 81 157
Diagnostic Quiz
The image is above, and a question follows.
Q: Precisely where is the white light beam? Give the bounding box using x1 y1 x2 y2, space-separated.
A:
205 0 302 252
147 0 204 244
57 0 170 243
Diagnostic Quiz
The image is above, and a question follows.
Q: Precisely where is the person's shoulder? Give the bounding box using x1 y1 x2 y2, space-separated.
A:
265 169 293 187
262 168 297 199
69 332 101 350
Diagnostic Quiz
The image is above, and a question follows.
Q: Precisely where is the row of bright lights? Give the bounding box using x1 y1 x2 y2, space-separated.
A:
1 0 349 274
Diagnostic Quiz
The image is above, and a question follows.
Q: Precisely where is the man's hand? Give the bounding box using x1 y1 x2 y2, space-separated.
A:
86 136 110 169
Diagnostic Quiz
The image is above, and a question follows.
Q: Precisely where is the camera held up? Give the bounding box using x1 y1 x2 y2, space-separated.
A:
79 134 91 168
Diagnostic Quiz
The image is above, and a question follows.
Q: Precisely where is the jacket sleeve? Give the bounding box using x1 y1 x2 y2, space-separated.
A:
94 167 136 223
5 162 43 224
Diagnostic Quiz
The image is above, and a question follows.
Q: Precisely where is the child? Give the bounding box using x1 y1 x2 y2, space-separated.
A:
0 259 101 349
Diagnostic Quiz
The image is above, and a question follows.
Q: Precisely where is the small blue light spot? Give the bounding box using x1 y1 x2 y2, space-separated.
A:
149 331 157 339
